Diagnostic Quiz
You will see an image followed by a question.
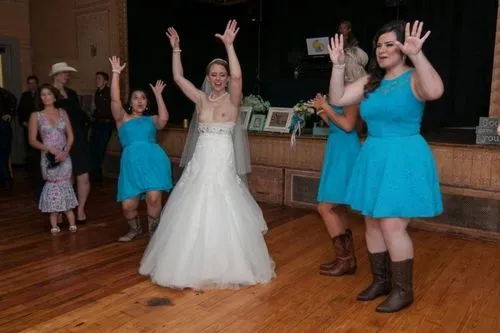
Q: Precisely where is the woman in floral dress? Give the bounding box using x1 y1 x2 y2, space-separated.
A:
29 83 78 234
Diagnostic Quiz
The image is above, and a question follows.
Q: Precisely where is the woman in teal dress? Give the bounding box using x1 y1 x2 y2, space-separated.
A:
308 94 360 277
328 20 444 313
109 56 173 242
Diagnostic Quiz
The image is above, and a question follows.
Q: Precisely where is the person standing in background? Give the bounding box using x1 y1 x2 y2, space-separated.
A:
17 76 43 198
0 86 17 191
51 62 91 224
89 71 114 183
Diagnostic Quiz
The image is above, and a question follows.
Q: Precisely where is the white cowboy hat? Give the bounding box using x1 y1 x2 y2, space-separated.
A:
48 62 77 76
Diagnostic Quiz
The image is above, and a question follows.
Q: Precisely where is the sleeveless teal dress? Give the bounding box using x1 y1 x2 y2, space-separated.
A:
117 116 173 202
345 69 443 218
317 106 361 204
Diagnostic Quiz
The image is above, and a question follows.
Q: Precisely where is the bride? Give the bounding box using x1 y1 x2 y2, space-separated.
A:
138 20 276 290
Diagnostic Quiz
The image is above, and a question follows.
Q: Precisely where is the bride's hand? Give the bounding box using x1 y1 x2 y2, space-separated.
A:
166 27 180 49
215 19 239 46
108 56 126 73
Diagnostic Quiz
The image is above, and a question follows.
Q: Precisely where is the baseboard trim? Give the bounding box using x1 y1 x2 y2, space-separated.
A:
411 218 500 242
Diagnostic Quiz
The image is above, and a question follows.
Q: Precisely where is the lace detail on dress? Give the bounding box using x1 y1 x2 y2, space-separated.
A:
379 70 412 95
198 122 234 136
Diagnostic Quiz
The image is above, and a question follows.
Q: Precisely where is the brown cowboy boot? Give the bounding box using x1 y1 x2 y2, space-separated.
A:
320 229 354 271
118 216 143 242
148 215 160 236
320 230 357 276
376 259 414 313
356 251 392 301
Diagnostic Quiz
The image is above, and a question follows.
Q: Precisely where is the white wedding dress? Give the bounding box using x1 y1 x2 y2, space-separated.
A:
139 121 276 290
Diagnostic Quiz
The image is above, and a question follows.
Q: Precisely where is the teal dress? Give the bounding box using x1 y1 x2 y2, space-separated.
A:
317 106 361 204
345 69 443 218
117 116 173 202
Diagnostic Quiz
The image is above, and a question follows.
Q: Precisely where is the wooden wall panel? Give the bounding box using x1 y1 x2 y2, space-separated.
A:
489 2 500 116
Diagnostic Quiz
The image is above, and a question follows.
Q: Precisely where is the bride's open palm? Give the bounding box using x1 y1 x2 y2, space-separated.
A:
215 19 239 45
166 27 180 49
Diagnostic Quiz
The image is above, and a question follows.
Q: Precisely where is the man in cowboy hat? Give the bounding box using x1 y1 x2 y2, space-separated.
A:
49 62 78 77
50 62 91 225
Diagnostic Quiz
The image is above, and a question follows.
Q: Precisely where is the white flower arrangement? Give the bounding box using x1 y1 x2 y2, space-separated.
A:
293 101 315 116
241 94 271 113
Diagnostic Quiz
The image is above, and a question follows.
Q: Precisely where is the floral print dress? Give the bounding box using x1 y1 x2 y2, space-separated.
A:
37 110 78 213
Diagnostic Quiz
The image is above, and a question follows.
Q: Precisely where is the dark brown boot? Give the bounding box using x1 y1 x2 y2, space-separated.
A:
320 229 353 271
118 217 142 242
356 251 392 301
320 230 357 276
376 259 414 313
148 215 160 236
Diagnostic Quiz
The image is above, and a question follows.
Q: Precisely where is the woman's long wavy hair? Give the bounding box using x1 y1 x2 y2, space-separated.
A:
364 20 411 96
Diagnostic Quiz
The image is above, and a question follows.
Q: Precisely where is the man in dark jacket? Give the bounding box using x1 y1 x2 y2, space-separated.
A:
0 86 17 189
17 75 42 198
89 71 114 182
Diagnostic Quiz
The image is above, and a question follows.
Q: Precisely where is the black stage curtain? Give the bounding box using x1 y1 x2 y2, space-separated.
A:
128 0 498 130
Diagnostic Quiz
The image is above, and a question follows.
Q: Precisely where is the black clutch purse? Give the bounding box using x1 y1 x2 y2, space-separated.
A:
46 152 61 169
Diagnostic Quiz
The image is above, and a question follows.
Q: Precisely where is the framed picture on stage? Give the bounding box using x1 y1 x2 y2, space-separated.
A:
239 106 252 129
263 107 294 133
305 37 329 56
248 114 266 131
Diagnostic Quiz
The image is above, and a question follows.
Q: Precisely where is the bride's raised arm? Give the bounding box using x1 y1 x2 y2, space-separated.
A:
215 19 242 107
166 27 203 103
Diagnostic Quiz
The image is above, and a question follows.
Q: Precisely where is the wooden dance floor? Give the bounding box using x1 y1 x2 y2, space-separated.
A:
1 180 499 333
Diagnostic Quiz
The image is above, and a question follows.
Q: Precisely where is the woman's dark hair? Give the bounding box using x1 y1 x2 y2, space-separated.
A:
27 75 39 84
35 83 62 111
364 20 408 96
125 88 150 115
96 71 109 81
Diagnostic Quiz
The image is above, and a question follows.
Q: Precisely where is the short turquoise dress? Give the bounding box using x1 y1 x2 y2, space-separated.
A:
345 69 443 218
317 106 361 204
117 116 173 202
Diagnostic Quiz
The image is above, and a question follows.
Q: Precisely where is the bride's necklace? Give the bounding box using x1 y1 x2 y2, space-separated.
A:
208 92 228 102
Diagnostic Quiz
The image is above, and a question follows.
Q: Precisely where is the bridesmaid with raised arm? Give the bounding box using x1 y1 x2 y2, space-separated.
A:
108 56 173 242
328 20 444 313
